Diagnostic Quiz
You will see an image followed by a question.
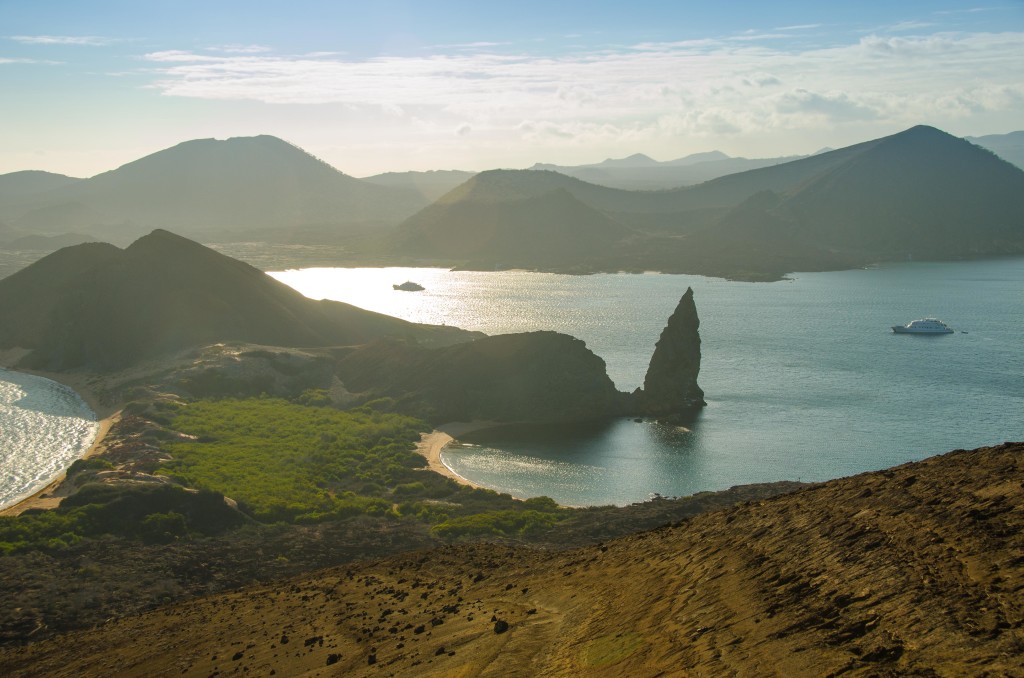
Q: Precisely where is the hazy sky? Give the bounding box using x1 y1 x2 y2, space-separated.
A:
2 1 1022 178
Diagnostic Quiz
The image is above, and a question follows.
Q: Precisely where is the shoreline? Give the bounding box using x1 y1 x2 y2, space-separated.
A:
415 421 502 490
0 360 122 516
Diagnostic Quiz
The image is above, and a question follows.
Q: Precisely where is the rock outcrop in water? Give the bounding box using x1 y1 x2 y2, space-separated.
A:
634 287 706 418
337 290 705 424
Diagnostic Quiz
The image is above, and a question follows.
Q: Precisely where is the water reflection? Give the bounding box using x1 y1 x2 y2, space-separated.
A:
445 413 713 506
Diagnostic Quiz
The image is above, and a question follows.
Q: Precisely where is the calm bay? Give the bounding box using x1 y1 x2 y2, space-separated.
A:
270 257 1024 506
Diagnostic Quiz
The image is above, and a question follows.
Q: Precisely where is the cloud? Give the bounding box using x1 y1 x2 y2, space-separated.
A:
137 30 1024 143
0 57 61 65
9 35 118 46
207 44 272 54
429 41 510 50
776 89 881 121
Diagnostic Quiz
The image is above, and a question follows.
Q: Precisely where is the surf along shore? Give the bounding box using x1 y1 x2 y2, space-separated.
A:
0 352 122 516
415 421 504 491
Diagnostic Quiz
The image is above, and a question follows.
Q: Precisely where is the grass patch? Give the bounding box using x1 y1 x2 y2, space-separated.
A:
160 398 427 523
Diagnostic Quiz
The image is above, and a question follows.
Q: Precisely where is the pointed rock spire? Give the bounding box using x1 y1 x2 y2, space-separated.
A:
638 287 706 416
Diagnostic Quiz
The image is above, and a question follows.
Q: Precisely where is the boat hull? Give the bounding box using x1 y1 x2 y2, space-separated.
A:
892 326 954 334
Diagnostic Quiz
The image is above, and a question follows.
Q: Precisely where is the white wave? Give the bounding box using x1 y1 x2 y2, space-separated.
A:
0 370 99 510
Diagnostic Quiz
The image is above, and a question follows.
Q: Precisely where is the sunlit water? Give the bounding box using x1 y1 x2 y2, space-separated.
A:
0 371 98 509
272 258 1024 506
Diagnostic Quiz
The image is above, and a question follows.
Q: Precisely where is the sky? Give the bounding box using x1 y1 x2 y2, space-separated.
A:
1 1 1023 178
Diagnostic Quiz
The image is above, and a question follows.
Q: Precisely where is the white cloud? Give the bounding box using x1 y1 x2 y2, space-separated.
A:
137 30 1024 149
10 35 117 46
0 57 61 64
207 44 273 54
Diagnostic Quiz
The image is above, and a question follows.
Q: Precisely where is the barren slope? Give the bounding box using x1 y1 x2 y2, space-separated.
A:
3 442 1022 676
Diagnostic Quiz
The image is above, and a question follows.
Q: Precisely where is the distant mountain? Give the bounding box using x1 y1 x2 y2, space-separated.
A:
361 169 476 202
0 170 81 202
0 229 473 370
530 151 803 190
393 125 1024 279
967 131 1024 169
681 126 1024 274
393 185 633 270
0 136 431 245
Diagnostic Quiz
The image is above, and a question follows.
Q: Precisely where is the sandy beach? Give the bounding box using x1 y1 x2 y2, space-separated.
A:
415 421 501 490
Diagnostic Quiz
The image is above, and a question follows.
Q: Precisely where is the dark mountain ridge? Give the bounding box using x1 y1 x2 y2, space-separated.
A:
393 125 1024 278
706 125 1024 262
393 186 633 269
0 230 472 370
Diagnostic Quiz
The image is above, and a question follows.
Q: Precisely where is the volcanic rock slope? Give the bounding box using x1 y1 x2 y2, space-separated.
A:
3 442 1022 676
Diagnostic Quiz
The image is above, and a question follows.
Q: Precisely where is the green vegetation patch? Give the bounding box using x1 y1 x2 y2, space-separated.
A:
0 484 244 554
159 398 570 535
161 398 427 523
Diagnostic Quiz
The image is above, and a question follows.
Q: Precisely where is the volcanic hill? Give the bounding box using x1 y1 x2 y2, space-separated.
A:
0 229 473 370
0 135 429 244
3 441 1021 676
392 125 1024 278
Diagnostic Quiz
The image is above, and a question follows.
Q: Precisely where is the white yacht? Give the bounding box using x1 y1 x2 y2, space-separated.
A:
891 318 954 334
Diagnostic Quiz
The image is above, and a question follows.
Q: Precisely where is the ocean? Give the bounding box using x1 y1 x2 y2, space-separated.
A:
1 257 1020 510
0 370 98 510
271 257 1024 506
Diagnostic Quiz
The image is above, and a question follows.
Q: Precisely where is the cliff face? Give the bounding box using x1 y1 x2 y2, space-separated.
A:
637 287 706 416
337 290 705 424
337 331 625 424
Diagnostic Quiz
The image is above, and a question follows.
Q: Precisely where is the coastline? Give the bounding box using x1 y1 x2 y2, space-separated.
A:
0 412 120 517
0 357 122 516
415 421 502 490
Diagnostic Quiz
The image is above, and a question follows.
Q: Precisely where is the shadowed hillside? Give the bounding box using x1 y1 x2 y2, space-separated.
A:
393 187 633 270
334 289 704 423
337 332 625 423
695 125 1024 265
0 136 429 244
4 441 1020 676
392 125 1024 278
0 230 474 370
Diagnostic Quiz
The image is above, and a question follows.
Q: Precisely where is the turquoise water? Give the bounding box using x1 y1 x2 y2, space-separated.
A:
277 258 1024 506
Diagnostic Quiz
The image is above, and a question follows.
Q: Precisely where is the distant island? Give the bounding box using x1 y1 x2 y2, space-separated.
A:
2 125 1023 281
393 280 425 291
